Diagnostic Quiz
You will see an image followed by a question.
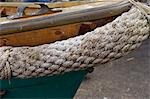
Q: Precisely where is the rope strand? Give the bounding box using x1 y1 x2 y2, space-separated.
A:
129 0 150 22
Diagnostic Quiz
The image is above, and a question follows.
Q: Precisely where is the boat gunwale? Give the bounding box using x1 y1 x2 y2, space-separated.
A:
0 0 132 35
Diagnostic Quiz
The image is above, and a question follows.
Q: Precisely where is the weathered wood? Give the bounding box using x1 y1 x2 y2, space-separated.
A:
0 0 132 35
0 1 92 8
0 0 121 16
0 0 132 46
0 6 55 16
0 15 119 46
0 23 80 46
0 0 121 8
0 0 146 9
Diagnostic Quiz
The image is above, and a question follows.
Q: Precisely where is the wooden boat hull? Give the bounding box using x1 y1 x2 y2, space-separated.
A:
0 16 119 46
0 70 88 98
0 23 80 46
0 0 131 46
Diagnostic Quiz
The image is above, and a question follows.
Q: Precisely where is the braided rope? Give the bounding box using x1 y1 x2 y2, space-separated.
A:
0 5 150 79
0 49 12 79
129 0 150 21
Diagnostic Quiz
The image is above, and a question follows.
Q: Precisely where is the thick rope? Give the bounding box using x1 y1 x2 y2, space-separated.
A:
0 49 12 79
129 0 150 21
0 5 150 79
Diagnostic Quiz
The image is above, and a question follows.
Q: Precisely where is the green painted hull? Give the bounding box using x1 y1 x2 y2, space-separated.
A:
0 70 88 98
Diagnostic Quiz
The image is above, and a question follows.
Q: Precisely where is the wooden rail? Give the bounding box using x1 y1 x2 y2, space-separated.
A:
0 0 132 35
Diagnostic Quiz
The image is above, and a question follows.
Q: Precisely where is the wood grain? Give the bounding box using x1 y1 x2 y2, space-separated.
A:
0 23 80 46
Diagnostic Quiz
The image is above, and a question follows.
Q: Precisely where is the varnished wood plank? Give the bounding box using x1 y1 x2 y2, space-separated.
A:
0 23 81 46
